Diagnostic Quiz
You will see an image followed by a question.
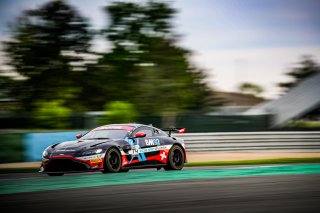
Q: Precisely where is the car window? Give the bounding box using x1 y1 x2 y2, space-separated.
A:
82 129 129 140
132 127 153 137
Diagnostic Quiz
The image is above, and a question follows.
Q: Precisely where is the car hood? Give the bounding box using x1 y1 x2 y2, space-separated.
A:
52 139 113 152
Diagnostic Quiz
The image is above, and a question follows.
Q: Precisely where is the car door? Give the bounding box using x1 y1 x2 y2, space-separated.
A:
130 127 155 164
138 127 165 163
131 126 152 144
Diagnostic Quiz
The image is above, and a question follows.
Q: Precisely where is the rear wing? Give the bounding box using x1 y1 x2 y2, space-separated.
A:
161 127 186 136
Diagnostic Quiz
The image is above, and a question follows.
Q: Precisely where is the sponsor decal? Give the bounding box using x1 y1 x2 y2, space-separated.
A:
56 149 76 152
122 158 128 165
127 145 172 154
90 158 103 164
125 138 146 163
91 165 99 169
145 138 160 146
131 145 140 155
78 153 105 161
124 136 172 164
160 151 167 161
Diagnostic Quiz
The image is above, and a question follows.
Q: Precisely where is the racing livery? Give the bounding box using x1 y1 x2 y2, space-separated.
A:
40 124 187 176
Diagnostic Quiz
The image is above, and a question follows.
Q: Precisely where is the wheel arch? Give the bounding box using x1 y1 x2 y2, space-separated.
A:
103 146 123 169
172 142 187 163
105 145 121 153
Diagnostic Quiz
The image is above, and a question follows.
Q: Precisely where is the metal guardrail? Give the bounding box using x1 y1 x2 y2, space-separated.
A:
174 131 320 152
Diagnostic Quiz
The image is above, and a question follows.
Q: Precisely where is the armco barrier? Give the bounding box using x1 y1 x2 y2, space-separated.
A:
21 131 320 162
174 131 320 152
23 131 85 162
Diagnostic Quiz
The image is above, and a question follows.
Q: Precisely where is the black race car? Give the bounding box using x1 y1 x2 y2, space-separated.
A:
40 124 187 176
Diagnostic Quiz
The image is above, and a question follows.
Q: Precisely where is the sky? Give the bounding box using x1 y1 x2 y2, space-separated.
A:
0 0 319 98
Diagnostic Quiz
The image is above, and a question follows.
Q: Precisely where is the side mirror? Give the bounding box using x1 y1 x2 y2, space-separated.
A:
135 132 146 138
76 134 83 139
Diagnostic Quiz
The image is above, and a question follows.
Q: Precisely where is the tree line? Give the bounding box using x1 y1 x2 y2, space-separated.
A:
0 0 319 128
0 0 219 121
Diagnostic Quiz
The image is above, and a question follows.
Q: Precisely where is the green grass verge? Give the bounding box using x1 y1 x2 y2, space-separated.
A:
1 158 320 174
287 121 320 128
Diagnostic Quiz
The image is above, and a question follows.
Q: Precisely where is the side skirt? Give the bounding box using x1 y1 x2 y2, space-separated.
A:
124 163 166 170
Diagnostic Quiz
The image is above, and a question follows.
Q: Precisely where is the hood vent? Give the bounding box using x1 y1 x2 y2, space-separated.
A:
90 141 110 147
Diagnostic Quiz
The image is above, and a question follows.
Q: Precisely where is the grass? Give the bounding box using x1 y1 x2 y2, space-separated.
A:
1 158 320 174
287 121 320 127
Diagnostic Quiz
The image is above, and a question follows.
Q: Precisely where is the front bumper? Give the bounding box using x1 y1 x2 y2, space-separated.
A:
40 155 105 173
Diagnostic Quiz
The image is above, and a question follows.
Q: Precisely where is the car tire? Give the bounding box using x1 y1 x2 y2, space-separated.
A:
103 148 122 173
47 173 64 176
164 145 185 171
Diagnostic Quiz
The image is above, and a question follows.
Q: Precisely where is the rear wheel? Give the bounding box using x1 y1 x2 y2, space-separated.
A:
103 148 122 173
47 173 64 176
164 145 185 170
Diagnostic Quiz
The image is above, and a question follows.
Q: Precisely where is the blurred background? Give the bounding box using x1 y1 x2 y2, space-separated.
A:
0 0 319 162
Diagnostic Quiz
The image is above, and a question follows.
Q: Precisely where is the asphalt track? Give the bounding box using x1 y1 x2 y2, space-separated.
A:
1 164 320 213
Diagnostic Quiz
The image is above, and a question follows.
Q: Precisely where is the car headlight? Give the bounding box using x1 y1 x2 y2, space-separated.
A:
82 149 103 156
42 150 49 159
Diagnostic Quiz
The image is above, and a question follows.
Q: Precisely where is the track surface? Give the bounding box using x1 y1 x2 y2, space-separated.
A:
1 165 320 213
0 164 317 179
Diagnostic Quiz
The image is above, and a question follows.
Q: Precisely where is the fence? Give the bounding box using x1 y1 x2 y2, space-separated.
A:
1 131 320 163
175 131 320 152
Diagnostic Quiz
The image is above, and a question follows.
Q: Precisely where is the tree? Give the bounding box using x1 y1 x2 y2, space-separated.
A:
98 1 216 116
0 75 19 111
0 76 15 99
279 55 320 91
33 100 72 129
101 101 138 124
238 82 263 96
3 0 92 111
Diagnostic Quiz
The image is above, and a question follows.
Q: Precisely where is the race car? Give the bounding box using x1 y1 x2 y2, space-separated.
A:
40 124 187 176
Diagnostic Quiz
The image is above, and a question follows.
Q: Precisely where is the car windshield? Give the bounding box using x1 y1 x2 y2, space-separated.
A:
81 130 129 140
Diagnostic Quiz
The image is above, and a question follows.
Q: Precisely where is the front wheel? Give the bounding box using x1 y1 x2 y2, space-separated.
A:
164 145 185 170
103 148 122 173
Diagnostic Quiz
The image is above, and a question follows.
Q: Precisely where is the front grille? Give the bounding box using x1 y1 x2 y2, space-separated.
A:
45 159 89 172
